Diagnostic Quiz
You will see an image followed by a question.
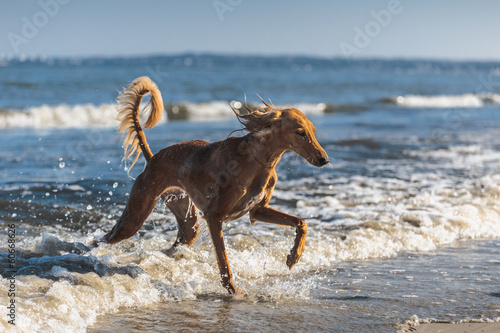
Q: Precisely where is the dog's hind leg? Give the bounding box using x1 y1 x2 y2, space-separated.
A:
104 169 167 244
162 190 202 249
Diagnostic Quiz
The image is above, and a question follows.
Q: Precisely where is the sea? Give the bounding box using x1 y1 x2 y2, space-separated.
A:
0 54 499 332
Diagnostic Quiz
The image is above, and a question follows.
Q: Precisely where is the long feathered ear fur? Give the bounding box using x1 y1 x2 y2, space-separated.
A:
231 96 282 140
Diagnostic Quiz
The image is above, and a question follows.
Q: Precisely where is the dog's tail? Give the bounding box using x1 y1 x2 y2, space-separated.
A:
116 76 164 170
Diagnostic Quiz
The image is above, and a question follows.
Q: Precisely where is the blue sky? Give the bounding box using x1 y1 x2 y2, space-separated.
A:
1 0 499 60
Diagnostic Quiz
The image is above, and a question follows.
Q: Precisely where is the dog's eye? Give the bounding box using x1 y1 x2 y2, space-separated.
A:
296 129 306 137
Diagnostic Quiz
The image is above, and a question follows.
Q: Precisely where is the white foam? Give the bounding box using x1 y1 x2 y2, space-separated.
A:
0 101 328 129
392 93 500 108
2 169 499 332
169 101 328 120
0 104 120 129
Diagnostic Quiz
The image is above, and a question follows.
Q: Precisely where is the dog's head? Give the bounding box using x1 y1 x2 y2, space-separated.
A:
275 108 329 167
234 102 329 167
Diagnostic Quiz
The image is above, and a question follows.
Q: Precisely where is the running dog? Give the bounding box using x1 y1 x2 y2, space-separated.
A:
104 76 329 294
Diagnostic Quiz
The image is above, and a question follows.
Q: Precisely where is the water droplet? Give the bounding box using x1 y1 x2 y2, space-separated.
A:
59 162 65 168
86 204 93 210
113 182 118 188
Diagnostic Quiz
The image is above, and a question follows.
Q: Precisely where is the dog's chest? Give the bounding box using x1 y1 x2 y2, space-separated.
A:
224 191 265 221
240 173 275 210
243 191 265 211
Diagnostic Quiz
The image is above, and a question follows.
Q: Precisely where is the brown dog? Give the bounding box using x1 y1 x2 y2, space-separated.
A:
104 76 329 294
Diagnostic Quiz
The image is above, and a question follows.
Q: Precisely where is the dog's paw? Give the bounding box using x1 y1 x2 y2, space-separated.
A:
234 286 247 296
91 234 107 247
286 252 300 270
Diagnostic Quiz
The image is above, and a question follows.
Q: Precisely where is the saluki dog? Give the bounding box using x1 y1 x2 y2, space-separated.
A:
104 76 329 294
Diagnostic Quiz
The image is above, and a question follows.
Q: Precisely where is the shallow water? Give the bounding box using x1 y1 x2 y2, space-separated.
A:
88 240 500 333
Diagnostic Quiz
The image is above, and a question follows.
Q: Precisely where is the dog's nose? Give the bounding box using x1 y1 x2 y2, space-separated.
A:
318 157 329 166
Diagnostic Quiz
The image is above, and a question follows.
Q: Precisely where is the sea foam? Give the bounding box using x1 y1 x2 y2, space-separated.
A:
0 102 329 129
387 93 500 108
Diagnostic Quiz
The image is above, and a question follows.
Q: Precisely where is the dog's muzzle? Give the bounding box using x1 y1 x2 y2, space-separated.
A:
317 156 329 166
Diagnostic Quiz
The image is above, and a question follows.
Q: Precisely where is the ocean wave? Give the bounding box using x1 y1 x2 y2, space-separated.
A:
0 102 338 129
0 104 121 129
3 93 498 130
380 93 500 108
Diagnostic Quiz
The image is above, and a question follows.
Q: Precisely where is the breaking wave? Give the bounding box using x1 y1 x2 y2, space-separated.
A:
2 93 499 130
0 104 120 129
380 93 500 108
0 102 337 129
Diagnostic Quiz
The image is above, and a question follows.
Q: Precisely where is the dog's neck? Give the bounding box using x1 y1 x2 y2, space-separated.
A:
244 133 286 169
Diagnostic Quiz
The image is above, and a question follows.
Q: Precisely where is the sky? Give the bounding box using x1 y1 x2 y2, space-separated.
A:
1 0 499 61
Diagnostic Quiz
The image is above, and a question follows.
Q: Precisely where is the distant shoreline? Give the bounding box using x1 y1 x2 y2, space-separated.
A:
2 52 500 66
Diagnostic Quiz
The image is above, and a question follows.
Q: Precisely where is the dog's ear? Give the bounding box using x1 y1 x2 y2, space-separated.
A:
271 109 288 130
258 109 281 129
271 112 283 128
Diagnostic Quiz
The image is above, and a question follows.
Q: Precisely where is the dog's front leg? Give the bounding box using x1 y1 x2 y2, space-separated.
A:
250 206 307 270
205 216 240 294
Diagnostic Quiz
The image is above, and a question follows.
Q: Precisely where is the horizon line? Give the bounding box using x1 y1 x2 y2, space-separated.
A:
2 51 500 64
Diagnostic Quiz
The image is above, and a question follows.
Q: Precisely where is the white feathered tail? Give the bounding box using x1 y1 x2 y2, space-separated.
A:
115 76 164 169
